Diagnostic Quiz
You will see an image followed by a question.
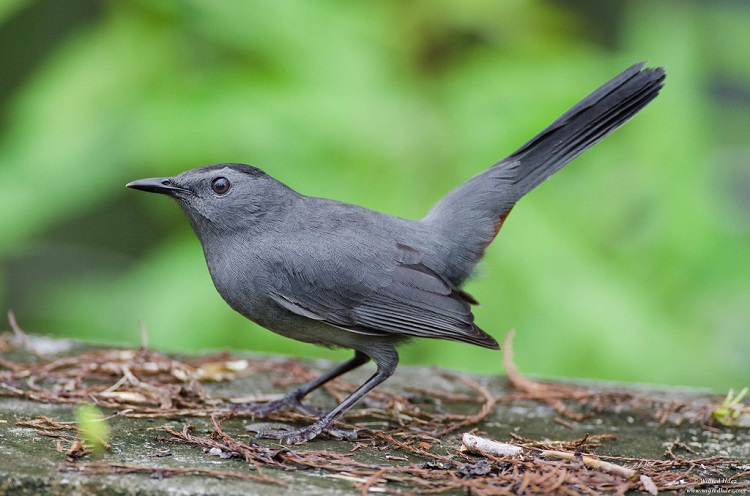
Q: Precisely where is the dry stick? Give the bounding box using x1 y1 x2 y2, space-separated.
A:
373 431 454 464
59 461 288 486
0 357 27 372
138 320 149 350
402 387 482 403
538 448 658 495
17 416 82 431
360 467 387 496
502 330 587 421
502 329 728 430
502 329 538 393
7 310 27 342
208 415 282 467
540 450 637 481
445 374 496 432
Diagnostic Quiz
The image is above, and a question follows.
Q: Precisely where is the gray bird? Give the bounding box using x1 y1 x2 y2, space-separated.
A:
127 63 665 443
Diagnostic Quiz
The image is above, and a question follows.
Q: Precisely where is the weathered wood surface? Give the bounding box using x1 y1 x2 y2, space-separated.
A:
0 334 748 495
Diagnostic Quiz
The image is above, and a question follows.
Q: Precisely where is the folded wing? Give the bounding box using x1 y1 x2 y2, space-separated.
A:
269 243 499 350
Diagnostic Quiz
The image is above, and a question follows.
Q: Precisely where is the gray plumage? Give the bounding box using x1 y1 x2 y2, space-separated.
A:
127 63 665 443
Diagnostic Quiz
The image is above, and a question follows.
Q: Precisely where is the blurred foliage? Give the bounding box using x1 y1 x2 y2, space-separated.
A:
76 403 110 454
1 0 748 390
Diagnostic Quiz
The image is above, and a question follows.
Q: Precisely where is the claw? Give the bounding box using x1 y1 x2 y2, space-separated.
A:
221 393 324 418
253 419 367 444
256 424 322 444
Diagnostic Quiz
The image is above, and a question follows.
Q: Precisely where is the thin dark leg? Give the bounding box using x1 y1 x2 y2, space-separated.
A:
225 351 370 417
289 351 370 399
256 348 398 444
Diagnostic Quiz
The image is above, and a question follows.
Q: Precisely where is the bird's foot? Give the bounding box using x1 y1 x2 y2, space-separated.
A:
221 393 323 418
250 418 369 444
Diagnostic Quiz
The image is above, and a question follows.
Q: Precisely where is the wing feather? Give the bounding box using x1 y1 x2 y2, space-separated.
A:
269 243 499 350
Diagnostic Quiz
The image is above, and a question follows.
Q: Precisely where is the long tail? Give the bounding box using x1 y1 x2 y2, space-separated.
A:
423 63 666 286
501 63 665 194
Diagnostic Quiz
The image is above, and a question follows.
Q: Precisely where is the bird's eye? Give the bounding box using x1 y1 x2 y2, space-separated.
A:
211 177 230 195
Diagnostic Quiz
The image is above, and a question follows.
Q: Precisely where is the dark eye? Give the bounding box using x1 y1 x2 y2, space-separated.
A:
211 177 230 195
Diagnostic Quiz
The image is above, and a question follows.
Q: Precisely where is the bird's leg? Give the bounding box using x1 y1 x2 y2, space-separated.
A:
256 363 394 444
224 351 370 417
255 346 399 444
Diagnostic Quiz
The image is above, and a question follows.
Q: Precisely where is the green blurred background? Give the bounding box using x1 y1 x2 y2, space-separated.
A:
1 0 748 390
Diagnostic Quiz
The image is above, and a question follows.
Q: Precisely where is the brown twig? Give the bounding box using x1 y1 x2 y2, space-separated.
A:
59 461 288 486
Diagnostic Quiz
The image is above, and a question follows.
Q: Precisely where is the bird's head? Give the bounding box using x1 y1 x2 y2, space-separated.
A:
127 163 297 236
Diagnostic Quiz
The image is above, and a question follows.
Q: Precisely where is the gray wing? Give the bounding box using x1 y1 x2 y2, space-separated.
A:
269 242 499 350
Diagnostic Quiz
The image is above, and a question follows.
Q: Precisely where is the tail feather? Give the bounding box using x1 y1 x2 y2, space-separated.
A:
423 63 666 286
506 63 665 195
